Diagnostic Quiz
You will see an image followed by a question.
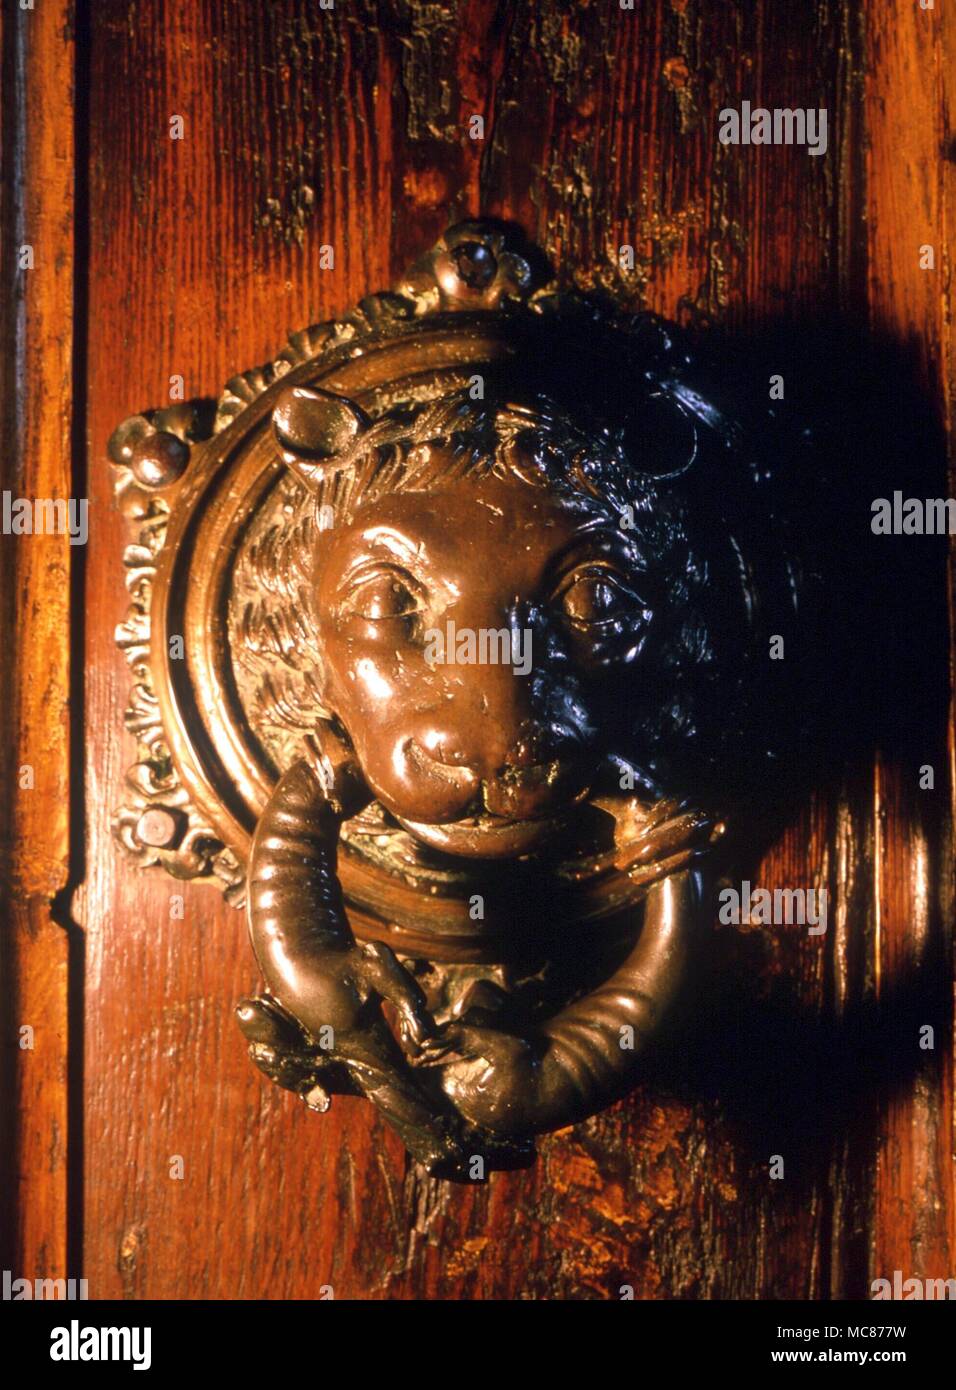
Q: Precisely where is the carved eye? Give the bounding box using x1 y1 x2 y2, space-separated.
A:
557 566 642 628
343 567 422 621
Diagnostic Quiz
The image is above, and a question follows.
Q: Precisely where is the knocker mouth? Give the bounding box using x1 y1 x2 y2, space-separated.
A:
372 736 597 856
395 808 575 859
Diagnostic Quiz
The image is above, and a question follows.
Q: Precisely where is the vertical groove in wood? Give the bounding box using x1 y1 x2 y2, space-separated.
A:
0 0 75 1283
940 0 956 1149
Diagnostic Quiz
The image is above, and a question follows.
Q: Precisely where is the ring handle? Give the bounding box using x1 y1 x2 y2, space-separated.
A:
239 756 704 1165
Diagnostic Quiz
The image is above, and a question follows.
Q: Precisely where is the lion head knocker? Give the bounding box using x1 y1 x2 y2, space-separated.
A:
109 222 803 1177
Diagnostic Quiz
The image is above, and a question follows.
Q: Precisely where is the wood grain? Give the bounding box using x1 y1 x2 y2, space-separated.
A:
66 0 956 1300
865 0 956 1288
0 0 75 1286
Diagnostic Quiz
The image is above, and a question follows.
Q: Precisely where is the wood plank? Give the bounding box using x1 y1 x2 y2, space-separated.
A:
865 0 956 1286
0 0 75 1286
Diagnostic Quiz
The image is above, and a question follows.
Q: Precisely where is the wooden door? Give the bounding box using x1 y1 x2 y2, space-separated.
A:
3 0 954 1302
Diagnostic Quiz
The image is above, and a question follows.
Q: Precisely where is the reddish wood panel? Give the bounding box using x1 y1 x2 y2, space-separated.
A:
0 0 74 1285
67 0 955 1301
865 0 956 1286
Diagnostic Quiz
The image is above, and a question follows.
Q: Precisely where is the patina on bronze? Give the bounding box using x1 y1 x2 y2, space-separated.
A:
109 222 796 1177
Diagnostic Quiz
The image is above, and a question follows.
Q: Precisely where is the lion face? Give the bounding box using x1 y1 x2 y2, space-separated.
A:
311 452 652 858
243 382 787 880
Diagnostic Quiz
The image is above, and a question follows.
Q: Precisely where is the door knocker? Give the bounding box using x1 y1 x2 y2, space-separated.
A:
109 222 801 1177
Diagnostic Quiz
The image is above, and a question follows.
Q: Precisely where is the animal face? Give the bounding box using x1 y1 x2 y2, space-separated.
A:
258 382 790 855
311 456 651 857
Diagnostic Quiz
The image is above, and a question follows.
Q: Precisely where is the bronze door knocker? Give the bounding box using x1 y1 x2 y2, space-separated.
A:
110 222 799 1177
